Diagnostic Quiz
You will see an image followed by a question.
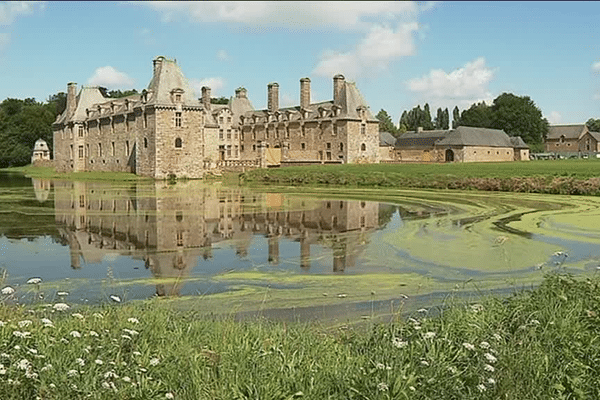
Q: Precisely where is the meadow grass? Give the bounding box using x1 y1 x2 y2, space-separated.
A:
1 165 151 182
241 159 600 195
0 273 599 399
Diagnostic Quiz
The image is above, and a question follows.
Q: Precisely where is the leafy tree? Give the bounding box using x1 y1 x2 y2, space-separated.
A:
210 97 229 105
399 104 435 132
423 103 435 130
375 109 398 136
586 118 600 132
98 88 139 98
452 106 460 129
442 108 450 130
489 93 548 144
459 101 493 128
435 107 450 130
47 92 67 117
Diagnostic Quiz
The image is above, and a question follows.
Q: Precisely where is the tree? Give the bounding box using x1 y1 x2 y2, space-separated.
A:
489 93 548 144
442 108 450 130
452 106 460 129
398 104 435 132
459 101 493 128
586 118 600 132
210 97 229 105
435 107 450 130
47 92 67 117
423 103 435 130
98 87 139 98
375 109 398 136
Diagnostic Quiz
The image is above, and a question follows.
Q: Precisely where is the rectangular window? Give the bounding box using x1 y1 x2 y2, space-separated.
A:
227 146 231 157
326 142 331 149
70 145 73 159
241 144 244 152
176 231 184 247
143 112 147 128
252 131 256 140
78 145 84 159
86 144 89 157
111 142 115 156
333 124 338 136
219 116 224 124
125 140 130 156
361 124 366 135
234 131 238 140
301 126 306 137
78 125 84 137
175 94 181 102
227 116 231 123
98 143 102 157
175 112 182 127
234 145 238 157
301 143 306 150
219 130 224 140
227 129 231 139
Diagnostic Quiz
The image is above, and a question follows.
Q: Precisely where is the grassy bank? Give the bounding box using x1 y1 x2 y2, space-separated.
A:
241 160 600 195
0 273 598 399
1 165 150 182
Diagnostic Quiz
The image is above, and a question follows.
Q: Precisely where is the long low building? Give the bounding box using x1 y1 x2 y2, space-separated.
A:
381 126 529 163
52 56 380 179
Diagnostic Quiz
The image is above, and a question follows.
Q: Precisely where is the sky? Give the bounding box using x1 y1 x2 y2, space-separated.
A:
1 1 599 126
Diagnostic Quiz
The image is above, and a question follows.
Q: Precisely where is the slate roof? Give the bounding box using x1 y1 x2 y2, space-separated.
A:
54 86 106 125
546 124 587 140
509 136 529 149
379 131 397 146
589 131 600 141
395 126 521 149
437 126 513 147
240 80 376 123
146 56 198 105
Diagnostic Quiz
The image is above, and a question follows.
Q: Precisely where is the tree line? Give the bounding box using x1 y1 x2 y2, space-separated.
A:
376 92 554 151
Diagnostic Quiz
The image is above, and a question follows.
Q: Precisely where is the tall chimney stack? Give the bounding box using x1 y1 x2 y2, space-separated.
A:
202 86 211 110
66 82 77 119
153 56 164 77
333 74 345 106
267 82 279 113
300 78 310 110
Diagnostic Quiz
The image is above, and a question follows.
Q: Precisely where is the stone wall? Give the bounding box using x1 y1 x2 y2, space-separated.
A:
457 146 514 162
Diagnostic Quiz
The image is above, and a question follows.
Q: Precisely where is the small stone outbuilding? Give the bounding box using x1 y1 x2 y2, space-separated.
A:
31 138 51 165
545 124 600 154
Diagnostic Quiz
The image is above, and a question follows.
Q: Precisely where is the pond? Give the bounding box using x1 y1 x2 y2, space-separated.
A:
1 171 600 322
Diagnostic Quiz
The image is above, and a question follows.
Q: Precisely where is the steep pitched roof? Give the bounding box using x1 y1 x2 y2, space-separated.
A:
379 131 397 146
146 56 198 105
509 136 529 149
436 126 513 147
589 131 600 141
54 86 106 124
341 81 375 120
395 130 448 147
547 124 587 140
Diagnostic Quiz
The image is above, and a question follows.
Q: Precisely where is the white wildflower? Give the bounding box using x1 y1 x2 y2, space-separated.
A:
139 367 147 373
27 278 42 285
101 381 111 390
484 364 495 372
127 317 139 324
72 313 84 320
53 303 70 312
67 369 79 377
1 286 15 295
477 384 487 392
13 345 21 350
484 353 497 363
122 376 131 383
409 386 416 391
104 370 119 379
470 304 484 313
165 393 175 399
423 331 436 339
70 331 81 338
487 378 496 385
0 365 6 375
492 333 502 341
392 337 408 348
18 320 32 328
75 358 85 367
0 321 4 327
17 359 30 370
417 308 428 313
41 364 52 372
57 291 69 297
463 342 476 351
95 359 103 365
25 369 38 379
110 295 121 303
376 362 385 370
377 382 389 391
121 334 132 340
149 357 160 366
0 353 10 359
27 348 37 355
530 319 540 325
89 330 99 337
133 351 142 356
420 360 429 366
123 328 139 336
49 383 56 389
448 366 458 374
93 313 104 319
60 338 69 344
41 318 53 327
13 331 31 338
479 341 490 349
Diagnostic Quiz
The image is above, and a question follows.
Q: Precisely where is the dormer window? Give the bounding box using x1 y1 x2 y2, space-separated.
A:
559 135 565 143
175 94 181 102
175 112 182 127
171 88 184 103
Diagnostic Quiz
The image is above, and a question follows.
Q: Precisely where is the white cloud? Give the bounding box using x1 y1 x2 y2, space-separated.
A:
140 1 418 30
216 49 229 61
313 23 419 79
280 93 297 107
0 1 45 26
407 57 496 107
547 111 562 124
190 77 226 96
592 60 600 73
87 66 135 88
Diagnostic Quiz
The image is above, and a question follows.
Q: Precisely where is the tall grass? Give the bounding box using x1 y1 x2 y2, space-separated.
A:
0 273 599 399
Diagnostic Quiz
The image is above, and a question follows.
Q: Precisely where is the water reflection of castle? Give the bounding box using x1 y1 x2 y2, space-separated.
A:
47 179 384 296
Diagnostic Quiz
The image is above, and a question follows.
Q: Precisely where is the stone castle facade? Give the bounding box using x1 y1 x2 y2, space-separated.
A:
52 56 380 179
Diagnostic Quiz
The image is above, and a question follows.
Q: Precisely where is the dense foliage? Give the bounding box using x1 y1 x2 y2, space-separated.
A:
0 98 60 168
375 109 399 136
586 118 600 132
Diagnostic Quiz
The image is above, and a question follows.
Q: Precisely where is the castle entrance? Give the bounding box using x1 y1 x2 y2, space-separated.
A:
445 149 454 162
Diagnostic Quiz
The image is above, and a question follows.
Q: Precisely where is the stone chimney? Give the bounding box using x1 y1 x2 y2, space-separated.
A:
153 56 164 76
267 82 279 113
235 87 247 99
333 74 345 106
299 78 311 110
201 86 211 110
66 82 77 119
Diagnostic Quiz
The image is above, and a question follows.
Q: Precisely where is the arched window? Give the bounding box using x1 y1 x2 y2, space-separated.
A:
361 143 366 151
175 138 182 148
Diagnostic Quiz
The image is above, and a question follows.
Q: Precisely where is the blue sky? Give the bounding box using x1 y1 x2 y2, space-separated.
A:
1 1 599 125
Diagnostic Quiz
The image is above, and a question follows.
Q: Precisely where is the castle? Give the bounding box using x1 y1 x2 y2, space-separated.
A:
52 56 380 179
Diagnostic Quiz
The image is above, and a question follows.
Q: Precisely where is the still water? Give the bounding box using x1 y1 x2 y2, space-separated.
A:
1 171 600 321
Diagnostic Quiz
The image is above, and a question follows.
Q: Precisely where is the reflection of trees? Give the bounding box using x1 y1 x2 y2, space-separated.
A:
51 180 382 297
378 203 397 227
